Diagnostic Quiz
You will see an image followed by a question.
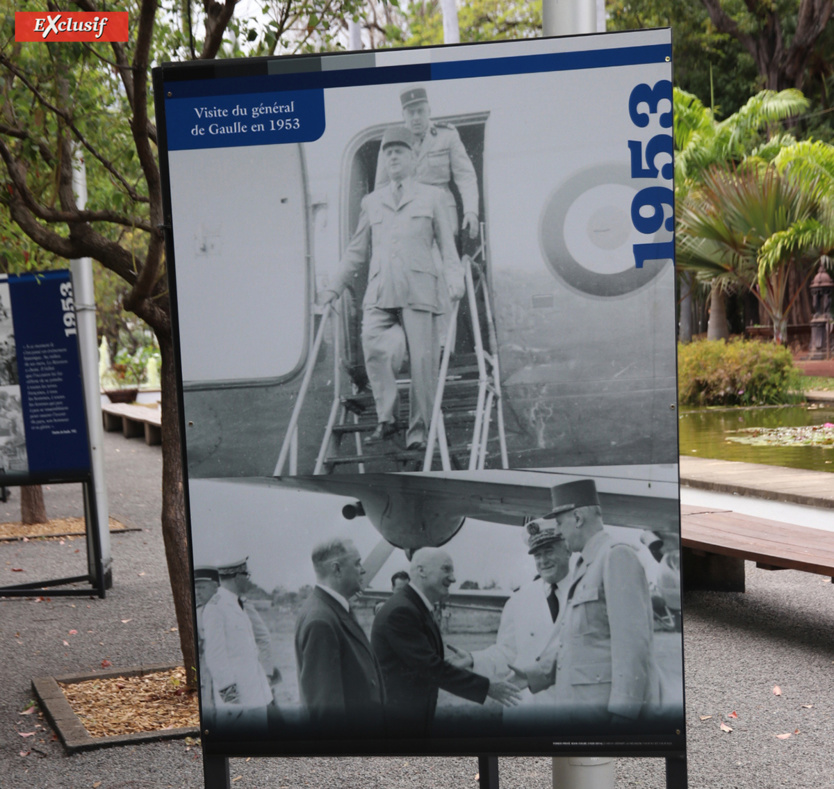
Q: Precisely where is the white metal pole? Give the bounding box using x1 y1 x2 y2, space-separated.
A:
348 19 362 50
542 0 597 36
440 0 460 44
71 150 112 588
539 7 614 788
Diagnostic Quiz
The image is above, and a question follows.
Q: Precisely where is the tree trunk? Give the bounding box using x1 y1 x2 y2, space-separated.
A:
706 283 729 340
679 272 694 343
156 328 197 689
20 485 47 524
772 313 789 345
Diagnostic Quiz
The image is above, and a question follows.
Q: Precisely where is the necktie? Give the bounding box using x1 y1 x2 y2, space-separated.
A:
394 182 403 206
546 584 559 623
567 557 584 601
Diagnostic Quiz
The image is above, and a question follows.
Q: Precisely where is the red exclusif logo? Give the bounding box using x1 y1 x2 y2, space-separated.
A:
15 12 128 42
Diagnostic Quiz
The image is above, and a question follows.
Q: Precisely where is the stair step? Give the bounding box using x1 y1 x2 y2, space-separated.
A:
332 410 479 435
324 443 475 467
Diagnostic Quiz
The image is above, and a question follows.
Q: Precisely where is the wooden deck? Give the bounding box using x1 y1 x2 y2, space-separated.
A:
679 503 834 592
101 402 161 446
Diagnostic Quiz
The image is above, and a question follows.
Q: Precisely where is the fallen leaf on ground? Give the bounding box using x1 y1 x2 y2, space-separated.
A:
11 568 23 572
719 722 733 733
776 733 791 740
69 630 77 635
18 732 35 737
62 640 70 647
19 751 29 757
120 619 132 624
728 711 738 719
138 572 145 577
773 685 782 696
802 704 813 709
232 777 242 784
699 715 712 721
101 659 112 668
94 782 102 788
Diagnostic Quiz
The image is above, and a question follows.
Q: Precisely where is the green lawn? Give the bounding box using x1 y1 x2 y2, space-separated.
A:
800 375 834 392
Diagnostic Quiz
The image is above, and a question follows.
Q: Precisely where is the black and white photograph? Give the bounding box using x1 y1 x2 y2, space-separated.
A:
0 387 28 474
158 30 682 755
165 30 677 482
0 281 28 474
0 281 20 388
187 465 684 754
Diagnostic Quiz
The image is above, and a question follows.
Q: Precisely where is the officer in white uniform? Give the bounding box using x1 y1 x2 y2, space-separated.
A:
194 565 220 706
448 517 571 725
202 558 273 732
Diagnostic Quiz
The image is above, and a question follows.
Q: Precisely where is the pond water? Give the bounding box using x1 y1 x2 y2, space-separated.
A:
678 404 834 473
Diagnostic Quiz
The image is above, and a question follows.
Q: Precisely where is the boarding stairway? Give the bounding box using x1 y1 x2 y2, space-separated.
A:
274 234 508 475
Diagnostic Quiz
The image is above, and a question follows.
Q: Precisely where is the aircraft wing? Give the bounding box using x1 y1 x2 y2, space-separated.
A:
223 470 679 550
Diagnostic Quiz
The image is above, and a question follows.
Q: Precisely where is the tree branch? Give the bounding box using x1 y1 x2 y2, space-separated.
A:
0 52 150 202
201 0 237 59
124 0 165 312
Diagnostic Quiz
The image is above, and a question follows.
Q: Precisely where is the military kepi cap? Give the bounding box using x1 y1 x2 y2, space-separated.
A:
217 558 249 577
524 518 564 555
194 566 219 582
400 86 428 108
381 125 414 151
543 479 600 519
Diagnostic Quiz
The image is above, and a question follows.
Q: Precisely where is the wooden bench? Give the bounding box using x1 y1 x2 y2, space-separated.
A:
101 402 162 446
679 504 834 592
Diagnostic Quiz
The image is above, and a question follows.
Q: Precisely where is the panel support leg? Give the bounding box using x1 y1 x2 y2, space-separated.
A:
203 752 230 789
665 754 687 789
478 755 499 789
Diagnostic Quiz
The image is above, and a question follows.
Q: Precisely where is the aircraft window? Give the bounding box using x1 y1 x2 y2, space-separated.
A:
170 145 309 384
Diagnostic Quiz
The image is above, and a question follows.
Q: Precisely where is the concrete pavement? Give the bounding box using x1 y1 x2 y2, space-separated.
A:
1 430 833 788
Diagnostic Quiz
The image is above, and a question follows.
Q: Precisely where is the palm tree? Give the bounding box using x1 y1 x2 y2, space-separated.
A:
673 88 809 341
678 163 825 344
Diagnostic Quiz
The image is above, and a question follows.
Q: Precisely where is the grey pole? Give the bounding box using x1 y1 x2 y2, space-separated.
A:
348 18 362 51
71 150 112 588
540 3 615 786
440 0 460 44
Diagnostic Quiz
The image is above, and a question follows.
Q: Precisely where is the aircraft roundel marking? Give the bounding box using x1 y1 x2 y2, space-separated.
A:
538 164 671 298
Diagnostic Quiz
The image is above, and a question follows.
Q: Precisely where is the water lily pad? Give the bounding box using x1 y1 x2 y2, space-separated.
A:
726 424 834 448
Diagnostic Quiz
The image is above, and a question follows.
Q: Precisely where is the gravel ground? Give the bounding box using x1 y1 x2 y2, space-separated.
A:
1 431 832 788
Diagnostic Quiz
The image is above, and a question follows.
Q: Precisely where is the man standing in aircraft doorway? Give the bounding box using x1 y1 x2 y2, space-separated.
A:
375 85 480 245
377 86 481 352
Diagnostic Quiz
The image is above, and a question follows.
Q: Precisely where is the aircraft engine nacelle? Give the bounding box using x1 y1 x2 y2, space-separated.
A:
359 489 466 551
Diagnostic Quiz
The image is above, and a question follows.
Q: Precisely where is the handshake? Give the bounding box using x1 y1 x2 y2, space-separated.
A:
445 643 522 708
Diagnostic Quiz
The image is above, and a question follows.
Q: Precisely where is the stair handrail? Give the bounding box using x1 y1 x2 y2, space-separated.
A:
274 303 334 476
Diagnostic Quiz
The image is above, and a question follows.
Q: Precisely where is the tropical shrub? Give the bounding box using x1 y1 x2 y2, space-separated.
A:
678 339 804 406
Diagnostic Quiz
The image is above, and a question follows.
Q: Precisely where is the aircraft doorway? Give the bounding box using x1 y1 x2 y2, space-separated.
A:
337 113 491 397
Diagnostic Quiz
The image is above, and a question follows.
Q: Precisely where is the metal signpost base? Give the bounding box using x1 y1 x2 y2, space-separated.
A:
0 478 106 598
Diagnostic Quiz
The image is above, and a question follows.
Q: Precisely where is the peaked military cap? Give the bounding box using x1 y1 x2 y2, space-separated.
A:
400 85 429 108
194 566 219 582
524 518 564 555
380 125 414 150
217 557 249 577
542 479 601 519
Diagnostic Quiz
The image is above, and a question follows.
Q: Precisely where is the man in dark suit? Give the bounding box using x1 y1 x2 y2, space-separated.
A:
294 538 385 734
371 547 520 736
